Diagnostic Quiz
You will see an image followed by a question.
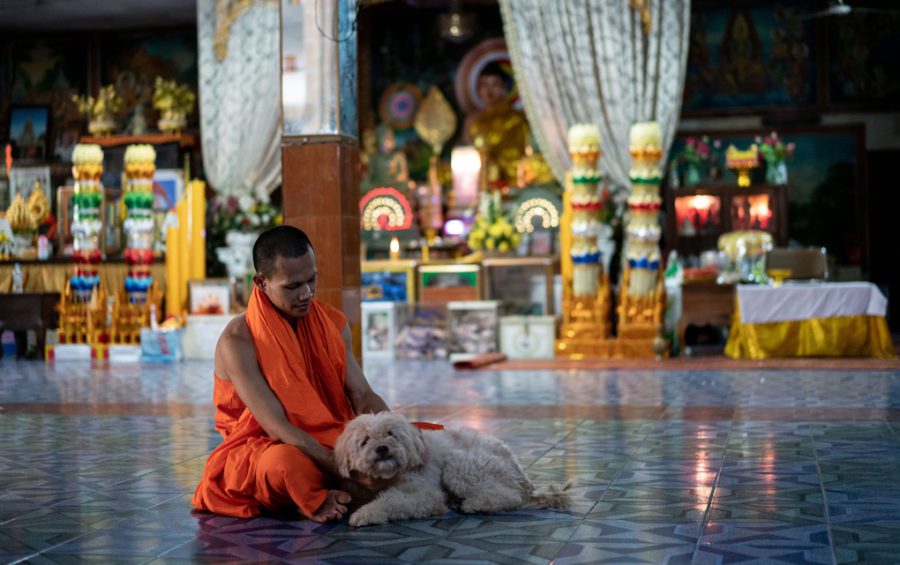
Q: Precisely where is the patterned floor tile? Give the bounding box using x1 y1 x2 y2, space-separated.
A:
1 359 899 563
554 520 698 564
588 486 711 523
830 523 900 564
696 520 834 564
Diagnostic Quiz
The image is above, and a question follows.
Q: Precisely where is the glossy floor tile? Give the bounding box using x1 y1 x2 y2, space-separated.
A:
1 358 899 564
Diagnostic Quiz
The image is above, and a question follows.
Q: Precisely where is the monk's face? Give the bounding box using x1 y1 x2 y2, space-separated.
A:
258 252 318 320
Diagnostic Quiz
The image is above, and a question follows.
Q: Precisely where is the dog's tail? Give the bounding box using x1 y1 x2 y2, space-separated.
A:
523 480 574 510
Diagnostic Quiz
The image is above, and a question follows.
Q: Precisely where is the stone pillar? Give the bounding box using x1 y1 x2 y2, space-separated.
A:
281 139 360 326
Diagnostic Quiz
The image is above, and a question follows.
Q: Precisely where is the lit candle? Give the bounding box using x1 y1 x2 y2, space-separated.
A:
451 146 481 210
389 236 400 261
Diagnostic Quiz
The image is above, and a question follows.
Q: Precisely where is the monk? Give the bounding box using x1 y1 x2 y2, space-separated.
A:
193 225 391 522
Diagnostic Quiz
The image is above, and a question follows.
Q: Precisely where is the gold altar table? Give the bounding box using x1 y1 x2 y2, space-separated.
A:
0 260 166 296
725 282 894 359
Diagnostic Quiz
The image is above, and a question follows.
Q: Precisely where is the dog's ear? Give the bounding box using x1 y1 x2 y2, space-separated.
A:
403 423 427 467
334 424 355 478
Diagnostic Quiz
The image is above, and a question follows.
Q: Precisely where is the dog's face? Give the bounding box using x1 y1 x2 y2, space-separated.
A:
334 412 426 480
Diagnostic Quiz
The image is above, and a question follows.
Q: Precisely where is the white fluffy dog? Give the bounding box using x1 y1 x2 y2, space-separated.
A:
334 412 571 527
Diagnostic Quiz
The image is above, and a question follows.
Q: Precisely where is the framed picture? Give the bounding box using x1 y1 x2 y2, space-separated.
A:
153 169 184 211
361 302 401 362
9 166 52 202
417 264 481 304
683 2 818 116
7 105 51 161
362 259 417 303
188 279 232 315
56 185 75 255
446 300 499 362
0 177 9 215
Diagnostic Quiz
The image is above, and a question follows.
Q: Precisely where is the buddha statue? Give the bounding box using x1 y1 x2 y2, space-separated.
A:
362 124 409 188
464 62 529 189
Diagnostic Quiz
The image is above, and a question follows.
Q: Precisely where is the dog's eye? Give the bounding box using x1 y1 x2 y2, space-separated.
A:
386 431 394 437
361 436 369 447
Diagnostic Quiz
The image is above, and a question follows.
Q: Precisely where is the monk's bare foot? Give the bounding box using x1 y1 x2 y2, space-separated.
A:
309 490 351 523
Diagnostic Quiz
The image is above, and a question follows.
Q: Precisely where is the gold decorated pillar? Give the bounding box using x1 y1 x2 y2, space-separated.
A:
556 125 612 358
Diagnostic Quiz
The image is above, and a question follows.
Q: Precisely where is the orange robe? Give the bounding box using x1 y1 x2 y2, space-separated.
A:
192 286 355 518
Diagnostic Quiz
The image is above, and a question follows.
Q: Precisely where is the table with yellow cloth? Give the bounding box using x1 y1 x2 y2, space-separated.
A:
725 282 894 359
0 260 166 296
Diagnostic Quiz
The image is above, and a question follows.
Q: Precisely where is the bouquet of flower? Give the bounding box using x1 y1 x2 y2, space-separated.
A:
152 77 196 118
756 131 795 164
208 194 282 236
467 191 520 253
72 85 124 121
678 136 712 166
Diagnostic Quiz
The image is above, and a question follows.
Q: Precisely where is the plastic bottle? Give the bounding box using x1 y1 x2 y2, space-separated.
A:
12 263 24 294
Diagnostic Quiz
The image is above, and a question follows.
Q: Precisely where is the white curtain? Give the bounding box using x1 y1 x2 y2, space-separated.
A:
499 0 691 190
197 0 282 200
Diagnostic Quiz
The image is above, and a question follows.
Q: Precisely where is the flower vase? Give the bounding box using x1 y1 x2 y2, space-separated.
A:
217 231 260 279
158 111 187 135
684 163 702 187
88 117 117 136
765 161 788 185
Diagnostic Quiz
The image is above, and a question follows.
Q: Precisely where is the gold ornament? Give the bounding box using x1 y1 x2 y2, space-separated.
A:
26 181 50 228
7 193 33 233
414 86 458 156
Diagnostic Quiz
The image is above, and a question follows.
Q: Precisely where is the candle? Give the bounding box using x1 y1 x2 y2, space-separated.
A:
186 180 206 280
389 236 400 260
165 220 181 318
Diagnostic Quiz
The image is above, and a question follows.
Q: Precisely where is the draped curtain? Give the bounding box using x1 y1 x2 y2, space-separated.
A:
197 0 282 200
499 0 691 190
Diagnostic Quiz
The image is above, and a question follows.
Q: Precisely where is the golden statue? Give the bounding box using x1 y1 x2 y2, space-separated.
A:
464 62 529 188
516 138 555 188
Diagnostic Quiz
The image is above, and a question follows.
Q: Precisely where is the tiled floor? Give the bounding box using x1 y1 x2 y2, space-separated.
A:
1 358 900 564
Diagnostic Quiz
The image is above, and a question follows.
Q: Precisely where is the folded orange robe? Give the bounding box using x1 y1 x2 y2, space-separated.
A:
193 286 356 518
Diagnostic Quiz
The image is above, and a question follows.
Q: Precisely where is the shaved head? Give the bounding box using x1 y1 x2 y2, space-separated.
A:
252 226 314 278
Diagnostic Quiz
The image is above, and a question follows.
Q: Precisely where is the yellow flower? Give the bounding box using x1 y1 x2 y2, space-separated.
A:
489 224 503 238
498 241 509 252
485 238 495 250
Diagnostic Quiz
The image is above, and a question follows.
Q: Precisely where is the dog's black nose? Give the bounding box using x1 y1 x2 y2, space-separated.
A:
375 445 389 457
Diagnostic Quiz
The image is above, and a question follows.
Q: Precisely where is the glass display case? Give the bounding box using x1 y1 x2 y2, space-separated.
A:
666 183 787 264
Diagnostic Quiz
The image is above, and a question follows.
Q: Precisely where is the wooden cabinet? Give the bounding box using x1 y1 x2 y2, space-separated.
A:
665 183 788 261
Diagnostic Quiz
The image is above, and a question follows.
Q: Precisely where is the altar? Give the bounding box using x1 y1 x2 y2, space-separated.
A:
725 282 894 359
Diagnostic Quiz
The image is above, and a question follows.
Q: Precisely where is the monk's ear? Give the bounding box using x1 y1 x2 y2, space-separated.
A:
252 274 266 291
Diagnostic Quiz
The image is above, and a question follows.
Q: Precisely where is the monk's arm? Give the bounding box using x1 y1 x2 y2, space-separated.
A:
341 323 389 415
215 326 338 475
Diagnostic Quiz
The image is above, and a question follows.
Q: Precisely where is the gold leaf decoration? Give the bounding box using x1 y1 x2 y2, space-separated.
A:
414 86 458 155
26 181 50 228
7 193 33 233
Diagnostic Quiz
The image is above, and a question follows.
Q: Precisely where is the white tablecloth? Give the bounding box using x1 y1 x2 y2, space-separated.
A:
737 282 888 324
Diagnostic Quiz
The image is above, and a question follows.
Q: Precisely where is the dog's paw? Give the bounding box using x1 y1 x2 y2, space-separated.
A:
348 509 383 527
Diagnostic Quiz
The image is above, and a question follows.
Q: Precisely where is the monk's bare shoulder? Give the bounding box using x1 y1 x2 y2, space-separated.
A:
214 314 255 382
